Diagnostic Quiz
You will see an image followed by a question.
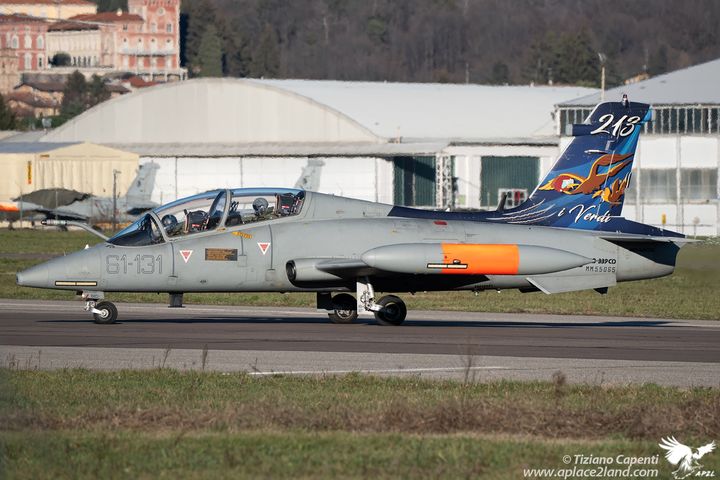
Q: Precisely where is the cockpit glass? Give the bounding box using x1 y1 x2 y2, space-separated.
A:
154 191 221 238
108 189 305 243
225 190 305 226
109 214 164 246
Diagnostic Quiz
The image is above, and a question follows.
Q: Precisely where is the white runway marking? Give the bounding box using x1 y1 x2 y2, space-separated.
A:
247 366 510 376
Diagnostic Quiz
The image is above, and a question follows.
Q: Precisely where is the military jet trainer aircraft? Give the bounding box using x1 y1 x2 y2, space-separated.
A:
16 98 690 325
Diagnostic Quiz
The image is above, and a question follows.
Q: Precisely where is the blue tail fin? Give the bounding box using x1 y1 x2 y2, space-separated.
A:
507 98 652 230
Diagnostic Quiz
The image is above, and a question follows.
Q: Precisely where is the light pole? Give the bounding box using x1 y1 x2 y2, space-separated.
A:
598 53 607 101
112 169 120 232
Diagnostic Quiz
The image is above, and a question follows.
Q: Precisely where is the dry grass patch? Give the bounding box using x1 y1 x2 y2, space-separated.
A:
2 369 718 439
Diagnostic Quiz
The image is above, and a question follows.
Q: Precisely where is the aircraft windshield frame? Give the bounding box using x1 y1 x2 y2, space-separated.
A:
108 188 305 243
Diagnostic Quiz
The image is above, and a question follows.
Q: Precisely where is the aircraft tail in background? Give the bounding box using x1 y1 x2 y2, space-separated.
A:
125 162 160 206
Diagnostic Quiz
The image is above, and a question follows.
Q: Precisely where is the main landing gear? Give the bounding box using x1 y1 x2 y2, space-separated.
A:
319 279 407 326
82 291 118 324
328 293 358 324
373 295 407 326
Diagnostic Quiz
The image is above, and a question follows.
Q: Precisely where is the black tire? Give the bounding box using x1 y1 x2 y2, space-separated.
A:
374 295 407 326
328 293 358 324
93 301 118 324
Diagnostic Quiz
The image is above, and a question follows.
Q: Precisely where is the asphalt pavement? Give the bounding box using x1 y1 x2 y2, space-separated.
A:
1 300 718 386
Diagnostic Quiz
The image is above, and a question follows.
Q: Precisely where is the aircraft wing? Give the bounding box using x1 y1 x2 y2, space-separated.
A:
29 205 89 223
527 274 616 294
13 188 90 207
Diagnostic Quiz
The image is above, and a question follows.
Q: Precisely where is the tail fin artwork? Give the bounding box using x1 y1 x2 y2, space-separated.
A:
125 161 159 205
387 97 673 236
502 98 651 230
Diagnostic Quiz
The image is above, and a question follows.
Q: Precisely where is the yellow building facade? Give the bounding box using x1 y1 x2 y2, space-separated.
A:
0 142 139 202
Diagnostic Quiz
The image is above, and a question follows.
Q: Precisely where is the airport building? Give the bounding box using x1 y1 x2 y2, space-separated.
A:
558 59 720 235
36 78 595 210
0 142 138 202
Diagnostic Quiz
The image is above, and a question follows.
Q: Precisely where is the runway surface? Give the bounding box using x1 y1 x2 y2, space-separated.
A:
1 300 718 386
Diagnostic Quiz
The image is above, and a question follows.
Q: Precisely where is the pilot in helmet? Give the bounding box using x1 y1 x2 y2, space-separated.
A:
161 214 182 236
252 197 270 219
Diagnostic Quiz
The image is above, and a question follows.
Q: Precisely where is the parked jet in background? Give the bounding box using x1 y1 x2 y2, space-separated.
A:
16 98 692 325
12 162 159 227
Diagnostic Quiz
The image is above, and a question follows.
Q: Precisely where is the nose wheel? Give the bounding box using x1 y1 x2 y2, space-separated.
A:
82 292 118 324
90 301 118 324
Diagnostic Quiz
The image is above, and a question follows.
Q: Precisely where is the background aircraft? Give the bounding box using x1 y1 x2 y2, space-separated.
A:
11 162 159 228
16 99 691 325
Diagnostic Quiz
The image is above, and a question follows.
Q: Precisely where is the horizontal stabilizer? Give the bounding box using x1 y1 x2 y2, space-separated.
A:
599 234 697 244
526 274 616 294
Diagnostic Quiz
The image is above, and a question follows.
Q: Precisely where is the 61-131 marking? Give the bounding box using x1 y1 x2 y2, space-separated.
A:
106 255 162 275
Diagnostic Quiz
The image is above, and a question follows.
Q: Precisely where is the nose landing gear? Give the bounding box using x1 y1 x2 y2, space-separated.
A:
82 291 118 324
91 301 118 324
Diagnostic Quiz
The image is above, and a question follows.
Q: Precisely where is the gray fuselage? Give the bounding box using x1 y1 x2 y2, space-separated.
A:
16 191 679 297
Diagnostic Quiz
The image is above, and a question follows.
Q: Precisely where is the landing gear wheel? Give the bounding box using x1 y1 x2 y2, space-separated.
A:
93 301 118 324
328 293 358 324
374 295 407 326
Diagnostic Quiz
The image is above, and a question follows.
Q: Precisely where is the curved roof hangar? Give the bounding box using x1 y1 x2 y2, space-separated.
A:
42 78 596 146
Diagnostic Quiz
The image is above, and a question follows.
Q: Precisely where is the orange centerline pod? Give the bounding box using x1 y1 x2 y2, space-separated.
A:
440 244 520 275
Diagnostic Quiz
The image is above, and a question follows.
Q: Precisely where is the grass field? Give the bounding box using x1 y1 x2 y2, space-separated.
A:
1 229 718 319
1 229 719 319
1 369 719 478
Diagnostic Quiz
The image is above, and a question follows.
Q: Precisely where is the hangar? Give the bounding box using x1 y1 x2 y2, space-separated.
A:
558 58 720 236
38 79 594 210
0 142 138 205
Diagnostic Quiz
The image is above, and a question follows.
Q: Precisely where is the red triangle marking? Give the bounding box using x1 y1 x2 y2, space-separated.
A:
180 250 193 263
258 242 270 255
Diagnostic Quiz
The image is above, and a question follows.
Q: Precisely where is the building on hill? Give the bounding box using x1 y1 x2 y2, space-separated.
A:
46 17 102 68
126 0 181 79
0 14 48 71
557 58 720 236
46 8 184 80
0 0 96 20
0 0 185 86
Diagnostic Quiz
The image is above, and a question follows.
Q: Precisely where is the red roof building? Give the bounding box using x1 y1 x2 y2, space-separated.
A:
49 0 184 80
125 0 182 79
0 14 48 71
1 0 184 87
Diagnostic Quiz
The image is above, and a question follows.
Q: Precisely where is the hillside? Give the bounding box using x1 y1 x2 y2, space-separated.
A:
94 0 720 85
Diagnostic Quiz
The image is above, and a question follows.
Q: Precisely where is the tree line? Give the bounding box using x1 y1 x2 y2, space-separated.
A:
189 0 720 86
92 0 720 86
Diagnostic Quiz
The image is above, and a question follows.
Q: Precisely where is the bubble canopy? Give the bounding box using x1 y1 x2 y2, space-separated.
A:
109 188 305 246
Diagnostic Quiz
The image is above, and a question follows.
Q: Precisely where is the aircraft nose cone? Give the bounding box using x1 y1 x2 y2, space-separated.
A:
16 264 49 288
